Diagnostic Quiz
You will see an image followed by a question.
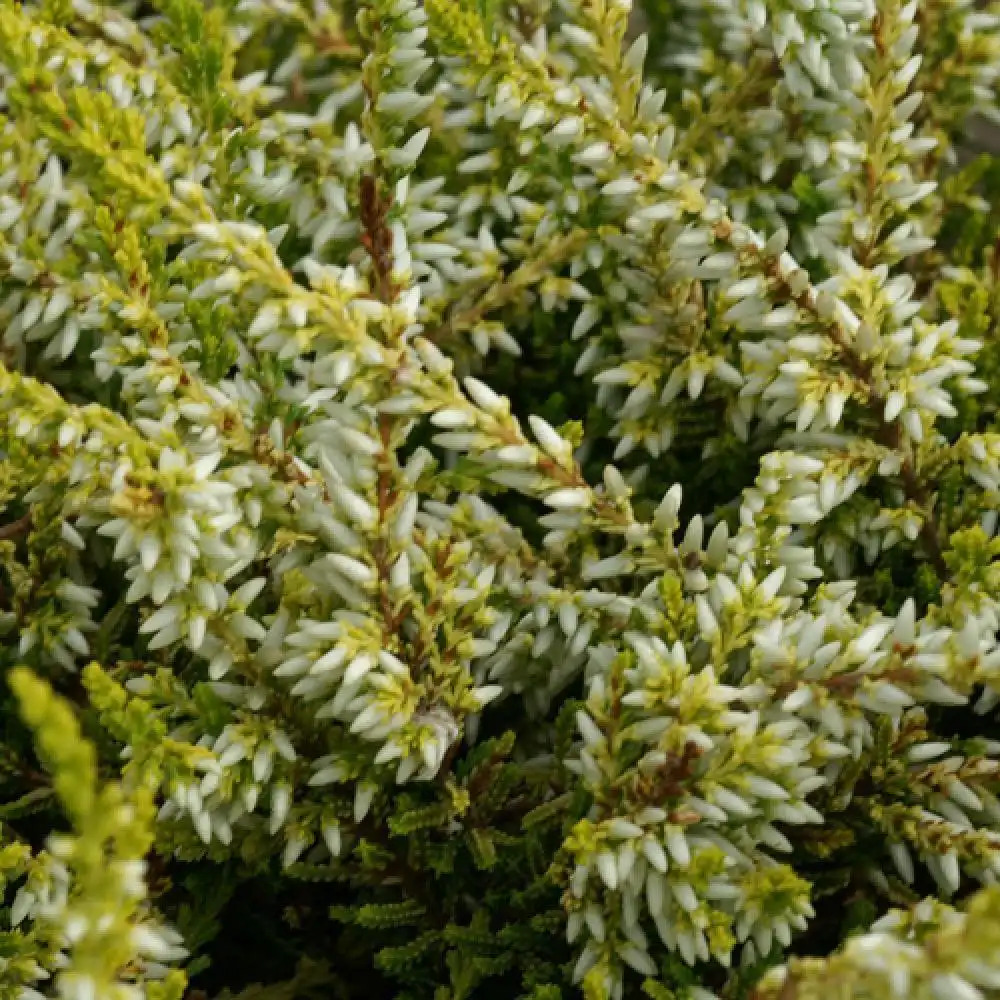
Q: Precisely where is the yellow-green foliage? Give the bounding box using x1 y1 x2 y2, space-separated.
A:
0 0 1000 998
5 668 186 1000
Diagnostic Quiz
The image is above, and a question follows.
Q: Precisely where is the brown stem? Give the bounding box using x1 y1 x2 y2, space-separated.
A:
722 221 950 577
0 512 32 541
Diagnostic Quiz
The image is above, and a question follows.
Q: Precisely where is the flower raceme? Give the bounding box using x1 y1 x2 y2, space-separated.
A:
0 0 1000 999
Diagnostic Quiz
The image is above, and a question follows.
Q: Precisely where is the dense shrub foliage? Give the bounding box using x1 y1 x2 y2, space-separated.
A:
3 0 1000 998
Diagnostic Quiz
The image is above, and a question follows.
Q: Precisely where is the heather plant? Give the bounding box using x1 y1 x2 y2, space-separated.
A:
2 0 1000 998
